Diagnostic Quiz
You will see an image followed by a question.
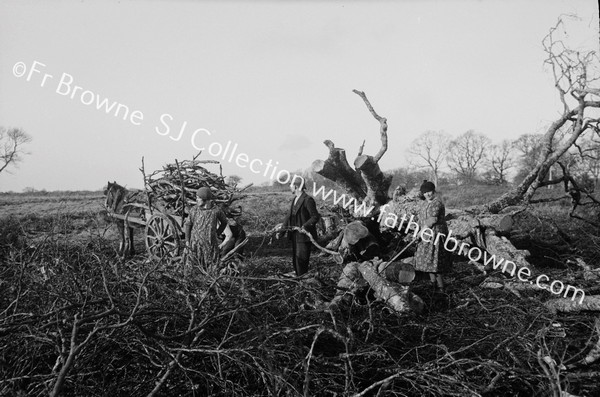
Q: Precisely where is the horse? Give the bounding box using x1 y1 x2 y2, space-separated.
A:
104 181 146 257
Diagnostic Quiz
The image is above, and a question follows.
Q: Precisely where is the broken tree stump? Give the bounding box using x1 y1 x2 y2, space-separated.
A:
312 140 366 200
351 89 392 206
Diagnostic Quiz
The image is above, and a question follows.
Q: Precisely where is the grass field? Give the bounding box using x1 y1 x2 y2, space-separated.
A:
1 185 600 396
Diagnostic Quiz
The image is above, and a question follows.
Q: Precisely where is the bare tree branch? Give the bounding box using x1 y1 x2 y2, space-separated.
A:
407 130 450 186
0 127 32 174
352 90 388 162
447 130 490 183
485 17 600 213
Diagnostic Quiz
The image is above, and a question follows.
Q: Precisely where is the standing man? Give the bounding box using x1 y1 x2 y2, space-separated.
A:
278 178 320 276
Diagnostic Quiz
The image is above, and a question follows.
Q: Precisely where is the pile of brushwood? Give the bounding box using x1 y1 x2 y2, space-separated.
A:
144 157 248 217
2 208 600 397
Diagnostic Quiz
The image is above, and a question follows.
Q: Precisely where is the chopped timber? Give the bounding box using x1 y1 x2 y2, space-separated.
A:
330 260 424 314
545 296 600 313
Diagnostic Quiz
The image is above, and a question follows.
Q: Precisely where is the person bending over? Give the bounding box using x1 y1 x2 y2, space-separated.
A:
219 218 246 257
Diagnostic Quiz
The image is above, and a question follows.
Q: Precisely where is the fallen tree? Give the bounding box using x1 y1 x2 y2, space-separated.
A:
379 190 532 272
310 91 536 305
484 19 600 214
309 19 600 314
306 90 538 312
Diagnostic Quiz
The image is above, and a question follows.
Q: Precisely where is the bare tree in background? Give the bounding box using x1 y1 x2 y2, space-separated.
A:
486 18 600 213
485 140 516 185
226 174 242 186
446 130 490 183
513 134 544 169
512 133 544 183
407 130 450 186
0 127 32 174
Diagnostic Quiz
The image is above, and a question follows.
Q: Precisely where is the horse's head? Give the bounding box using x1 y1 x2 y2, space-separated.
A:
103 181 112 196
104 181 124 211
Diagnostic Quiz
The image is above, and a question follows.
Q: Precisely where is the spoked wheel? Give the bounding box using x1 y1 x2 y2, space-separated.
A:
145 213 182 261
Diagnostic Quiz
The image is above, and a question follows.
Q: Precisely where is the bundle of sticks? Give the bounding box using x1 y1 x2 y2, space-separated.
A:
144 158 250 218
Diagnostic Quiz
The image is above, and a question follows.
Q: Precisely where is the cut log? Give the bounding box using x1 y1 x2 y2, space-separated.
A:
338 220 380 261
330 260 424 314
357 260 424 313
378 261 416 284
343 221 370 245
330 262 369 307
481 232 531 273
445 211 515 238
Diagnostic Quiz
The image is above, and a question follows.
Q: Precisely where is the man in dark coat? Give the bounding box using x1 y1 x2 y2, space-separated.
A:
279 178 320 276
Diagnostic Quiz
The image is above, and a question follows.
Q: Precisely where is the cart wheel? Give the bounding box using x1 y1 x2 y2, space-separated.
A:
145 213 181 260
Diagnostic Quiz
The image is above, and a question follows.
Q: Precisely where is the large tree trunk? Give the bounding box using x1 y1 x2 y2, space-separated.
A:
312 140 366 200
354 155 392 206
485 158 556 214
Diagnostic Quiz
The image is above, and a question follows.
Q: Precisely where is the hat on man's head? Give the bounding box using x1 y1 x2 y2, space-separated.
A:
196 187 214 199
420 180 435 194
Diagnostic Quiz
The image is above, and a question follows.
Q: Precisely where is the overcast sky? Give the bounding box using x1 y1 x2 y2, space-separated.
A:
0 0 598 192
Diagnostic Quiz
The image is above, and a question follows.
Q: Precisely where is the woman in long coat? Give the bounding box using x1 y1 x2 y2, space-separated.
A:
184 187 228 272
414 181 452 292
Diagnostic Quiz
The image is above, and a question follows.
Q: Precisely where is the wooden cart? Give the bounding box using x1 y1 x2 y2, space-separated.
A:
109 201 186 261
105 157 247 262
